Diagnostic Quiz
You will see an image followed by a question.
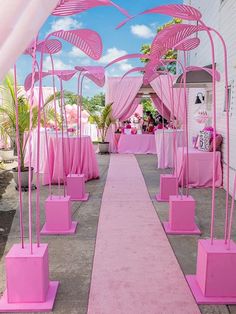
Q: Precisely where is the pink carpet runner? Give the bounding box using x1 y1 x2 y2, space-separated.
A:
88 154 200 314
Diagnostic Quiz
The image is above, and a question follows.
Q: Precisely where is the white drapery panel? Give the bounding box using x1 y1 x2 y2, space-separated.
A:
0 0 59 81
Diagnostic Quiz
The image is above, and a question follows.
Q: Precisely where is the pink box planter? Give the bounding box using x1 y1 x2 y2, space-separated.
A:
156 174 178 202
186 239 236 304
0 243 59 312
41 195 78 235
163 195 201 235
67 174 89 201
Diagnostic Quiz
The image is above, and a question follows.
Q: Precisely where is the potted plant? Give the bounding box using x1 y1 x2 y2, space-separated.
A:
0 74 57 189
88 103 115 154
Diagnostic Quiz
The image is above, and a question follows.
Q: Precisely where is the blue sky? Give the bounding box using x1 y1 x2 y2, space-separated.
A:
17 0 182 98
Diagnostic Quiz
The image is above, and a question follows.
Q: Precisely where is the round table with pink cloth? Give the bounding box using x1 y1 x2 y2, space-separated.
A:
42 134 99 185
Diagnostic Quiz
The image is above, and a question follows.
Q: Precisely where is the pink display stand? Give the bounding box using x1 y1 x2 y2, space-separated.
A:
67 174 89 201
41 195 78 235
156 174 178 202
0 243 59 312
186 239 236 304
163 195 201 235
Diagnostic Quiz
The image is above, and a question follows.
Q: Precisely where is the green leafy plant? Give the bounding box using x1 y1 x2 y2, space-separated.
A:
140 18 182 74
87 104 115 143
0 74 58 171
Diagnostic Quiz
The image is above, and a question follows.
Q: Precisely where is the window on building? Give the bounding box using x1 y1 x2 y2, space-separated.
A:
224 83 233 112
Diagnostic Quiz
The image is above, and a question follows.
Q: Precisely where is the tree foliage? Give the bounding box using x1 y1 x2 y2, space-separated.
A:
140 18 182 74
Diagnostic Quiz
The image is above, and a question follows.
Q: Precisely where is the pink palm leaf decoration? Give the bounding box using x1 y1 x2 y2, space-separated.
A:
116 4 202 29
24 71 50 91
52 0 130 17
24 70 78 91
150 24 206 58
121 67 145 79
174 37 200 51
48 69 78 81
75 66 105 87
141 4 202 21
50 29 102 60
105 53 150 68
24 39 62 55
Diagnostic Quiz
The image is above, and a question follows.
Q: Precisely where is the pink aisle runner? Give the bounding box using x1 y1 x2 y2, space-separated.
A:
87 154 200 314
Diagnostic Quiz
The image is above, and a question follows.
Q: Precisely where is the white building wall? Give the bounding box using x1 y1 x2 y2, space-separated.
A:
182 0 236 195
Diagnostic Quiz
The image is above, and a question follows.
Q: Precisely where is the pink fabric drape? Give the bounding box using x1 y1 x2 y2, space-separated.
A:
150 76 184 122
0 0 58 81
106 77 143 152
150 94 171 121
106 77 143 119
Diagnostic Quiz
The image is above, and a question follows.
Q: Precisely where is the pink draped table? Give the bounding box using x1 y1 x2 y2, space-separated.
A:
117 134 156 154
43 135 99 185
176 147 222 188
155 129 184 168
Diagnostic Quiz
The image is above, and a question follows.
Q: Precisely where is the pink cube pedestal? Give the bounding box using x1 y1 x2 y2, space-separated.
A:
156 174 178 202
186 239 236 304
163 195 201 235
67 174 89 201
0 243 59 312
41 195 77 235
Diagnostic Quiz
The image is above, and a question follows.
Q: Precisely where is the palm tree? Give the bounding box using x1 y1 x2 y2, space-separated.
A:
88 103 115 143
0 74 58 170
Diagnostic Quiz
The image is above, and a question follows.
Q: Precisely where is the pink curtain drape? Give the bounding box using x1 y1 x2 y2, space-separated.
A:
150 94 171 121
106 77 143 119
106 76 143 152
0 0 58 81
150 75 184 122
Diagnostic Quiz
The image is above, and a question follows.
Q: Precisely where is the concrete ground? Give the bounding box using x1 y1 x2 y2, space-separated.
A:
0 153 110 314
0 153 236 314
136 154 236 314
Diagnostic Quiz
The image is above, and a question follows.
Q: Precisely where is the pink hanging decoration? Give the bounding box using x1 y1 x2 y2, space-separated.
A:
52 0 130 17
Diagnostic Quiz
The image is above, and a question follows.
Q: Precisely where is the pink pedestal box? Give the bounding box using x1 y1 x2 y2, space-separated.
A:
186 239 236 304
163 195 201 235
0 243 59 312
67 174 89 201
156 174 178 202
41 195 78 235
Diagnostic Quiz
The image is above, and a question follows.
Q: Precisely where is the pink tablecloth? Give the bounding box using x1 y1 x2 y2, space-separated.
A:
43 135 99 185
117 134 156 154
176 147 222 188
155 129 184 169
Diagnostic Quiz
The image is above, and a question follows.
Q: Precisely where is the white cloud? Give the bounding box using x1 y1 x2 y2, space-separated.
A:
119 63 133 72
98 47 128 64
49 17 82 33
98 47 132 74
43 56 72 71
131 24 155 39
69 47 89 58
